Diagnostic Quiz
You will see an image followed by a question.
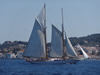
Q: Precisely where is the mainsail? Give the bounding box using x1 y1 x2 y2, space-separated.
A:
50 25 63 57
23 19 46 58
77 44 89 59
23 5 46 58
65 34 78 57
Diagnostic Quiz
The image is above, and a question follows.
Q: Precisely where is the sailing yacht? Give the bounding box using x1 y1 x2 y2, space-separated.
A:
77 44 89 60
23 4 79 64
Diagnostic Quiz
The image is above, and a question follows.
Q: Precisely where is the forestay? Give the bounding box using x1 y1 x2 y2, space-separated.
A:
50 25 63 57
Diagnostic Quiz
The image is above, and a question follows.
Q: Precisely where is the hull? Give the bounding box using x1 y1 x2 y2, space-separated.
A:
28 59 80 64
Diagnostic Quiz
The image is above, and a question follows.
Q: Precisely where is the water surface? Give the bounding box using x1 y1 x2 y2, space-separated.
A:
0 59 100 75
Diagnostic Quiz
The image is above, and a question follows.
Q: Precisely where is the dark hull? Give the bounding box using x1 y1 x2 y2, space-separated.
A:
28 59 80 64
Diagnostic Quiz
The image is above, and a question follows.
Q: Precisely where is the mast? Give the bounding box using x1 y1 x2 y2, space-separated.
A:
61 8 66 59
44 4 48 59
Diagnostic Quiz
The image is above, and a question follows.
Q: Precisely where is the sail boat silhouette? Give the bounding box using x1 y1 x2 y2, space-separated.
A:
23 4 79 64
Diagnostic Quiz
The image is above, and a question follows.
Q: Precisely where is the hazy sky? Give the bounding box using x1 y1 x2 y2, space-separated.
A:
0 0 100 43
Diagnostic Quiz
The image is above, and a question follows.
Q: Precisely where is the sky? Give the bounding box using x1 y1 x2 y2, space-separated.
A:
0 0 100 43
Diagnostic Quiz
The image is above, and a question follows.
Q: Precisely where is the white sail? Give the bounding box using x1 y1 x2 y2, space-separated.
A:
50 25 63 57
37 4 46 28
23 19 46 58
77 44 89 59
65 34 78 57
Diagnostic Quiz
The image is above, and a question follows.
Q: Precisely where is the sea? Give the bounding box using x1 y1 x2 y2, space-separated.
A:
0 59 100 75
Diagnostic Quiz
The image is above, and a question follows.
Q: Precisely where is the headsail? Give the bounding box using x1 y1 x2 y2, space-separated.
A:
50 25 63 57
65 34 78 57
23 19 46 58
77 44 89 59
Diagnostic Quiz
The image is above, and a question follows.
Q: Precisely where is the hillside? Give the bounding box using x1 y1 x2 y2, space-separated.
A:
0 33 100 58
70 33 100 46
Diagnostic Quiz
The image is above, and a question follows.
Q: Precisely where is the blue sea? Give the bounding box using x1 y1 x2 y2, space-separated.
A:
0 59 100 75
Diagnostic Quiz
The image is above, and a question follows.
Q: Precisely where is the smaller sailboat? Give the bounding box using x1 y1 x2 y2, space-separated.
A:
77 44 89 60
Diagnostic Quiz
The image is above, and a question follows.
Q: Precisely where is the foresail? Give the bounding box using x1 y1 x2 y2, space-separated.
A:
50 25 63 57
77 44 89 59
23 19 46 58
65 35 78 57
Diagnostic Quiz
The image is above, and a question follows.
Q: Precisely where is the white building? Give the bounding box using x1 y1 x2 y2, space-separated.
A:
6 53 17 58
